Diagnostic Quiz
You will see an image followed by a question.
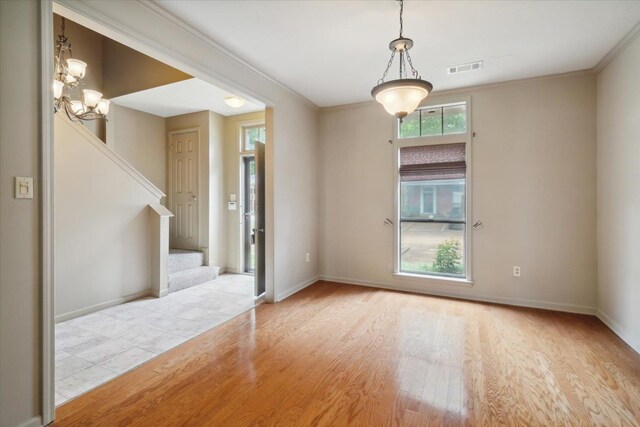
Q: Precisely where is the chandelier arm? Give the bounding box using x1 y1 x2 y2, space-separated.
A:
377 50 396 84
62 98 107 122
62 99 82 123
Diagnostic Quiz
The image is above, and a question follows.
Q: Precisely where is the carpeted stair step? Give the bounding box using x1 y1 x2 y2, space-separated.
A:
168 266 220 293
168 249 205 274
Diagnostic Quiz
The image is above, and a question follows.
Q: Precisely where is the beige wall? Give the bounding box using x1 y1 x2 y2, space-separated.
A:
55 115 163 319
106 104 166 194
166 111 226 267
0 2 42 426
208 111 227 269
319 72 597 312
596 34 640 352
54 13 104 140
224 111 266 273
102 37 191 99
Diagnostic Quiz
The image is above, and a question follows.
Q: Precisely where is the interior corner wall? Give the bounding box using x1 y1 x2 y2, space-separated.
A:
319 72 597 312
596 33 640 353
223 111 266 273
0 2 42 426
272 101 320 301
106 104 166 194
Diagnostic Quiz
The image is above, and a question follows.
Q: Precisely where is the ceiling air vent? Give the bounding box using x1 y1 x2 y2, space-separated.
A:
447 61 483 75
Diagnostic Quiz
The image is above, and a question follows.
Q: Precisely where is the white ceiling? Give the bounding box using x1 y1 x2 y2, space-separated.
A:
110 78 265 117
156 0 640 107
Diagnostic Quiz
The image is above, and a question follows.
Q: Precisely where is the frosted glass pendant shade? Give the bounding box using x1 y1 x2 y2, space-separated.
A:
371 79 432 119
66 59 87 79
96 99 110 115
82 89 102 108
70 100 85 114
53 80 64 99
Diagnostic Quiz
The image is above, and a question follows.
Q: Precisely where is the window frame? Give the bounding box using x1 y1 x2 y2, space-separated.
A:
393 95 473 284
241 123 266 154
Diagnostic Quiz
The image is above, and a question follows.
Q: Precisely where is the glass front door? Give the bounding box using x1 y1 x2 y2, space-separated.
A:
243 156 256 273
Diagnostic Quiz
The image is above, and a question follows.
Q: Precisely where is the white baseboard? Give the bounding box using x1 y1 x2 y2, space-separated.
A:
151 288 169 298
55 289 153 323
319 275 596 315
16 416 42 427
596 309 640 354
276 276 320 302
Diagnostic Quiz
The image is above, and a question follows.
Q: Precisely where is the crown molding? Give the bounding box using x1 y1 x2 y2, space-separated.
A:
594 19 640 74
136 0 319 112
320 69 594 113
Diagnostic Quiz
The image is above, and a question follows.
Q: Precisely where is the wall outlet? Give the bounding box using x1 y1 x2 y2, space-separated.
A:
513 266 521 277
306 253 310 263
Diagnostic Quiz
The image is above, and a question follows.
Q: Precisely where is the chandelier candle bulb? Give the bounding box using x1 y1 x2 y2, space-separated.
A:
96 99 110 115
66 59 87 79
53 80 64 100
82 89 102 109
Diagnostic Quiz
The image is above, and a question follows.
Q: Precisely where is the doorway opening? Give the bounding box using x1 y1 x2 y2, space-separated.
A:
239 123 266 296
49 7 270 410
242 155 256 274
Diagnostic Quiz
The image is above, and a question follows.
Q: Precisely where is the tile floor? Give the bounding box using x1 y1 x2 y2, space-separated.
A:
55 274 255 406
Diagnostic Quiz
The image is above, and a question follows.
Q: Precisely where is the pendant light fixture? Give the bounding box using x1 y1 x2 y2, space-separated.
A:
53 17 109 122
371 0 432 121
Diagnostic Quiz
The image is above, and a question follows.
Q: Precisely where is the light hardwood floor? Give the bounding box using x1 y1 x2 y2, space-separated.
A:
54 281 640 426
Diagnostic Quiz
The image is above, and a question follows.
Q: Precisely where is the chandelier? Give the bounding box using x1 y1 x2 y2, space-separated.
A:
53 18 109 122
371 0 432 120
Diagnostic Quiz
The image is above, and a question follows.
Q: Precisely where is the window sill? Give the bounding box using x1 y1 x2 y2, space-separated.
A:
393 272 474 287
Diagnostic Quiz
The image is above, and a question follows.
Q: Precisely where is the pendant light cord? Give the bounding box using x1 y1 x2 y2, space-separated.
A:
376 0 422 84
399 0 404 38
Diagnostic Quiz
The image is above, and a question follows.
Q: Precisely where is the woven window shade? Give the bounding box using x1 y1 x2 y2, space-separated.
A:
399 143 466 181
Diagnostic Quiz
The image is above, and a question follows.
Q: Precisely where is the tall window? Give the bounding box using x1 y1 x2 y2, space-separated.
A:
398 142 467 278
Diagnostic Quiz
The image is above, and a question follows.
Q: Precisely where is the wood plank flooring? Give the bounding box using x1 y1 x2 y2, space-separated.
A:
53 281 640 426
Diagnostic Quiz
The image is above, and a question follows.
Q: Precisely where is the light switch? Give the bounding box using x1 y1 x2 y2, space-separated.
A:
15 177 33 199
229 193 237 202
228 201 237 211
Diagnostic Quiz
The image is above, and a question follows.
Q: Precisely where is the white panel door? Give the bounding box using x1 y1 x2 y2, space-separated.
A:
169 131 199 250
